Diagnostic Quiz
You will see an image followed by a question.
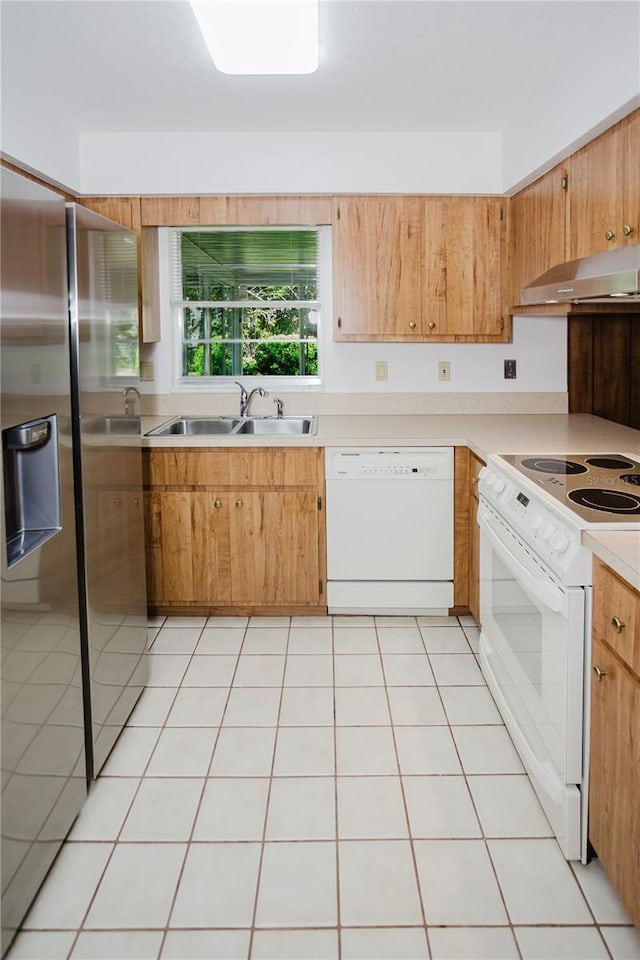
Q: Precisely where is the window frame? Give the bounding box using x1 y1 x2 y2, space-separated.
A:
171 224 326 388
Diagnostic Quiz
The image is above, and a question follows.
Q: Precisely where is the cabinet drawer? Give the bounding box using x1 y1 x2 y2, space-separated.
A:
593 558 639 675
144 447 322 489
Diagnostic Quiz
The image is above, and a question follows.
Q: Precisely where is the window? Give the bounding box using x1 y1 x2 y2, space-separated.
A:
171 227 321 380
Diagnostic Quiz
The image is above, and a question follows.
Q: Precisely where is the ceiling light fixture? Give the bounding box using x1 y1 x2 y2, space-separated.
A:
190 0 319 75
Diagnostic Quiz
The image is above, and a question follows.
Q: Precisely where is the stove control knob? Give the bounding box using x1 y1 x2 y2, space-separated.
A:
483 469 495 488
540 522 555 541
493 477 506 494
551 532 570 553
530 513 544 531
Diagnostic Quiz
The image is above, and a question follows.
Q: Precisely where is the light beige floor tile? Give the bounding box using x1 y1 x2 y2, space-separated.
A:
99 727 160 776
339 840 423 925
414 839 508 925
428 926 518 959
462 624 481 652
148 628 201 654
209 727 276 776
333 627 378 654
419 625 471 653
147 616 166 628
600 926 640 960
377 626 425 654
290 616 333 628
252 928 339 960
161 930 250 959
342 927 428 959
147 654 191 687
381 654 435 686
333 616 374 627
181 654 238 687
126 687 175 726
265 777 335 840
242 627 289 654
146 727 216 776
468 774 553 838
284 655 333 687
417 616 460 627
394 726 461 775
233 654 285 687
375 616 418 627
68 777 139 840
452 725 524 774
439 686 502 725
403 776 481 838
196 628 245 654
336 726 397 775
6 931 76 959
205 616 249 628
71 930 164 959
335 686 390 725
255 842 337 926
334 654 384 686
429 653 484 685
515 926 609 960
273 726 334 776
387 686 447 725
222 686 281 726
338 776 408 839
85 843 185 928
193 777 269 840
571 858 635 924
120 777 203 841
170 843 261 927
22 843 113 929
288 626 333 653
163 617 206 628
279 687 334 726
248 616 290 627
166 686 227 727
488 838 593 924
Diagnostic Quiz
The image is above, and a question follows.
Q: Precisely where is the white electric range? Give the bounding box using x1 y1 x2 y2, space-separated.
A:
477 452 640 861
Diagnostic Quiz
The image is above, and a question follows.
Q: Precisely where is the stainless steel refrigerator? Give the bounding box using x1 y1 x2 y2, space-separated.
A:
1 171 148 953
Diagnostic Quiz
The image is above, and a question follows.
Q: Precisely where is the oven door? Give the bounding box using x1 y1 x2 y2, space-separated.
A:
478 499 585 859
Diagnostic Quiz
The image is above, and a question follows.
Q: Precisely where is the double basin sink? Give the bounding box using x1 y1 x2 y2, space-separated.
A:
145 415 316 438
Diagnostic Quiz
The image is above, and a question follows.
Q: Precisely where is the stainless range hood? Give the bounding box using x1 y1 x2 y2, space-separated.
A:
521 243 640 304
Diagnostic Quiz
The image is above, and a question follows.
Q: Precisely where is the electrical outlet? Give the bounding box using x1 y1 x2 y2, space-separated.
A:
375 360 388 381
438 361 451 382
140 360 155 381
504 359 517 379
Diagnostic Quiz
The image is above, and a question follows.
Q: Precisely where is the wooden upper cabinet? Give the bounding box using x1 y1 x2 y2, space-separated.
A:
567 110 639 260
508 165 567 307
332 196 422 340
79 196 142 233
423 196 506 340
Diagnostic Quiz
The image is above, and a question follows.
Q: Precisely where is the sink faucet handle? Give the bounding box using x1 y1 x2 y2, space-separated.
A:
123 385 141 416
235 381 249 416
273 397 283 419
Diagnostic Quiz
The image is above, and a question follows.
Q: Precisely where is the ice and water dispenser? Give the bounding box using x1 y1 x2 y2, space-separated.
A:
2 414 61 567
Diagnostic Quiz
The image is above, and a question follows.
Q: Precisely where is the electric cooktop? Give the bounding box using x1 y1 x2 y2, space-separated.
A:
500 453 640 524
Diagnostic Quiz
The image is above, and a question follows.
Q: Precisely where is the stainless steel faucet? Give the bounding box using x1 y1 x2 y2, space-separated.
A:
123 386 140 416
235 381 266 417
272 397 283 419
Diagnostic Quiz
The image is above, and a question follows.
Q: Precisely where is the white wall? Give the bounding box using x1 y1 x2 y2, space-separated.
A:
78 131 502 196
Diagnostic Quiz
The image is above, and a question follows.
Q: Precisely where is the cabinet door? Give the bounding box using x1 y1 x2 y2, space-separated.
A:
508 166 567 306
230 491 321 605
144 492 231 605
589 637 640 926
332 196 422 340
621 111 640 247
567 122 626 259
468 453 484 625
423 197 506 340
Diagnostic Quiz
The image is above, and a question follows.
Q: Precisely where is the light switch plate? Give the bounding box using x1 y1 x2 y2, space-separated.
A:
375 361 388 381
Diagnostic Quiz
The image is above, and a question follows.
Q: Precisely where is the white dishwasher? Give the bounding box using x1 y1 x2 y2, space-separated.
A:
325 447 454 614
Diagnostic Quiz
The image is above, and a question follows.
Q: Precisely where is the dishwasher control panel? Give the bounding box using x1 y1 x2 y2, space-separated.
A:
325 447 453 480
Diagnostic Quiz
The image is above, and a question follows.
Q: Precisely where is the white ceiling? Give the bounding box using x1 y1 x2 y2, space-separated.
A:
2 0 637 135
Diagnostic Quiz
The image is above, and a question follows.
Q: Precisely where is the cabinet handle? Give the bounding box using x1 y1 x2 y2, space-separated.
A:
235 499 243 509
610 615 625 633
472 477 479 485
408 321 417 329
623 223 634 237
132 498 139 506
214 499 222 509
428 321 436 330
592 665 607 681
114 498 121 505
605 229 615 241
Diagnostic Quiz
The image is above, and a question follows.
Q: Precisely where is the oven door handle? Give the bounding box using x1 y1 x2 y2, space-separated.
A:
479 507 566 616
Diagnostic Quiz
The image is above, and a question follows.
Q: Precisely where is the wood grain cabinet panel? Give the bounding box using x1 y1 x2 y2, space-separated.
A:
568 111 639 259
467 451 484 625
588 559 640 928
143 447 325 615
508 165 567 307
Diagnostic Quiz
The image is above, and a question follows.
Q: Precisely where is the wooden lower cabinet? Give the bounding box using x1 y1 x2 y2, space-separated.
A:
452 446 484 619
143 447 326 615
467 451 484 625
588 559 640 927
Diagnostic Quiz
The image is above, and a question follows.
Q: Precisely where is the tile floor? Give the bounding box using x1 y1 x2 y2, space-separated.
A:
8 615 640 960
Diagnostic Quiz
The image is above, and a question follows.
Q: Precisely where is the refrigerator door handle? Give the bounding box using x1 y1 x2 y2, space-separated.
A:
4 419 50 450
